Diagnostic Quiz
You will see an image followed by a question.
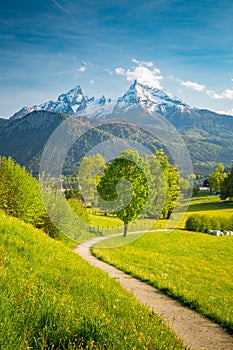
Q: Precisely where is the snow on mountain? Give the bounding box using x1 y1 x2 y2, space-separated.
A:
119 80 187 107
10 80 190 120
112 80 188 116
10 85 113 120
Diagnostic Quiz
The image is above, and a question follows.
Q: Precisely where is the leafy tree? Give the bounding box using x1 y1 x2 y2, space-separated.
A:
77 154 105 207
163 163 179 219
0 156 46 226
209 163 227 192
97 151 148 236
148 150 179 219
97 149 180 235
179 177 191 197
145 152 166 219
220 168 233 200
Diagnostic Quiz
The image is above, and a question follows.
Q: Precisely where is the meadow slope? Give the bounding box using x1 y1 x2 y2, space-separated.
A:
0 210 186 350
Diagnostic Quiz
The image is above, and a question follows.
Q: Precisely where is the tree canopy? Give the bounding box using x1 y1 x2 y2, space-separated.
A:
97 149 179 236
77 154 105 207
209 163 227 192
0 156 45 226
97 150 148 236
220 168 233 200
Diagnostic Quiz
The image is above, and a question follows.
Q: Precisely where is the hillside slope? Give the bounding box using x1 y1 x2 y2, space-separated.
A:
0 111 162 175
0 210 185 349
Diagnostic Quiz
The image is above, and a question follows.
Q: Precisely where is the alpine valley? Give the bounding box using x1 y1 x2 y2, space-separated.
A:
1 80 233 175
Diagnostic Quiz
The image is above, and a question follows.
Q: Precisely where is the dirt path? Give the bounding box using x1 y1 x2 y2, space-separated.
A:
73 234 233 350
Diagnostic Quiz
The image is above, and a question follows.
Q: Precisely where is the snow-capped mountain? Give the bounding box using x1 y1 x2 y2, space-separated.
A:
111 80 189 118
10 85 113 120
3 80 233 175
10 80 190 120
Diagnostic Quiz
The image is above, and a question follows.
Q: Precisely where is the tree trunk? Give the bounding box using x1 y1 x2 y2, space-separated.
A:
124 222 128 237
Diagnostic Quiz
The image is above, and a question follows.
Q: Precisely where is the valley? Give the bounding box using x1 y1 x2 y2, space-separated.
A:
1 81 233 175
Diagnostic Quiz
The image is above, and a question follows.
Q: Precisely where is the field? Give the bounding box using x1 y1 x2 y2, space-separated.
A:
0 210 185 350
1 189 233 348
87 195 233 233
93 195 233 332
179 195 233 228
89 211 167 230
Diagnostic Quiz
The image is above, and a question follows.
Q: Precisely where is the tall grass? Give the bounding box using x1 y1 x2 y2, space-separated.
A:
93 229 233 332
0 211 185 349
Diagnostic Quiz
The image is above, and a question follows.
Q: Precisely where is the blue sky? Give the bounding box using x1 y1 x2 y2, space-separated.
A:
1 0 233 118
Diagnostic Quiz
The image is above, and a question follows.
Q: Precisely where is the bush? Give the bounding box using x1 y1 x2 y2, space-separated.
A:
185 215 208 232
185 214 233 233
0 156 45 226
0 156 90 241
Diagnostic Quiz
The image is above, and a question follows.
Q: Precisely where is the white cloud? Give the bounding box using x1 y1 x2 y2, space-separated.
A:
115 67 125 75
90 80 95 84
77 62 88 73
206 90 223 99
206 88 233 100
223 89 233 100
217 108 233 116
181 79 233 101
181 80 206 92
116 61 163 89
132 58 154 67
132 58 139 64
78 66 87 72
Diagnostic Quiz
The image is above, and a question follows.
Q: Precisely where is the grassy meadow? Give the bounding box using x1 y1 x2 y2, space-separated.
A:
93 195 233 333
179 194 233 228
0 210 186 350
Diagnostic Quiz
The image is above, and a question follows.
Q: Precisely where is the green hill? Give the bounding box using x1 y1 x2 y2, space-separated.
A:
0 210 185 349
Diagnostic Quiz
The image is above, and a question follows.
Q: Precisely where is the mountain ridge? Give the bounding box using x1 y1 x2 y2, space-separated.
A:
1 80 233 175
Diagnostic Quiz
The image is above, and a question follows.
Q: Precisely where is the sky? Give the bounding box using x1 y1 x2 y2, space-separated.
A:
1 0 233 118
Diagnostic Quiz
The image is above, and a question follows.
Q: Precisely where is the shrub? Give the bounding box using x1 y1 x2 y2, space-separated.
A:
0 156 45 226
185 214 233 233
185 215 209 232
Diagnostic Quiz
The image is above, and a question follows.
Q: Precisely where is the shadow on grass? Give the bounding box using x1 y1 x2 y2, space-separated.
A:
187 199 233 212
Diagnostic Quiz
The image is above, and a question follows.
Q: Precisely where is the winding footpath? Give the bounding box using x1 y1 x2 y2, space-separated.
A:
73 232 233 350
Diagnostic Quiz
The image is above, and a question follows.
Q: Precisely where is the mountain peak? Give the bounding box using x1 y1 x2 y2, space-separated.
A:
10 85 111 120
116 79 188 115
10 80 189 120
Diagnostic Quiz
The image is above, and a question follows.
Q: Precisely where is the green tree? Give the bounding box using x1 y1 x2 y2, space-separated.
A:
220 168 233 200
77 154 105 207
148 150 179 219
209 163 227 192
163 163 179 219
0 156 45 226
179 177 191 197
146 152 167 219
97 151 148 236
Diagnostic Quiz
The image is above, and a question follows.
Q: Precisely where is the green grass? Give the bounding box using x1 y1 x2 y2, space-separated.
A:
93 229 233 333
187 195 233 214
0 210 186 350
178 195 233 228
89 212 168 232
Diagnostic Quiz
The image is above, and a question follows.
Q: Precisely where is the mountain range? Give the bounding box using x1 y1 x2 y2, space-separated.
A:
1 80 233 175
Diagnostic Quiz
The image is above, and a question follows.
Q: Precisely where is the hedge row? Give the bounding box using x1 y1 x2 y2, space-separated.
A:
185 214 233 233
